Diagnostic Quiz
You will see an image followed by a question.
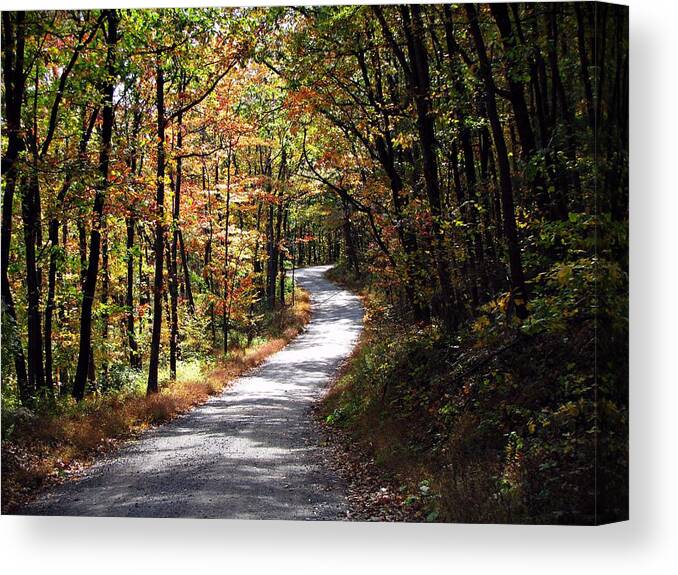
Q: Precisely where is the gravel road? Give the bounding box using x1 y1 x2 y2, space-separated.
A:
24 265 363 519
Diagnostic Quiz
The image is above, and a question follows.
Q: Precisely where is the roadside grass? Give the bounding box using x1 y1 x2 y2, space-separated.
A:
1 289 311 514
320 311 442 521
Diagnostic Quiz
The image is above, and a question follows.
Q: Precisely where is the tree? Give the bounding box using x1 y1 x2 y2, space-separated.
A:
73 9 119 401
465 3 528 319
1 4 626 416
1 11 29 401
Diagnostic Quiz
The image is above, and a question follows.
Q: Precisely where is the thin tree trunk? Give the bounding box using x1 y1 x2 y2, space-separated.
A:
126 216 141 368
101 231 110 375
22 171 46 392
169 102 183 379
442 3 483 301
491 3 551 216
23 66 46 392
466 3 529 319
450 142 478 309
45 107 98 389
147 56 166 395
72 10 119 400
78 222 87 286
280 207 288 306
178 229 195 313
575 3 595 131
400 5 455 326
265 152 281 309
223 146 232 354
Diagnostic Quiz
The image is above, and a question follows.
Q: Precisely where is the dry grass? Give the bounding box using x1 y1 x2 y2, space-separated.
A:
1 289 311 514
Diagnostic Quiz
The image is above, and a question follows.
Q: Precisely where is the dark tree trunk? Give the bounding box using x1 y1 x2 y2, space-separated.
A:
341 196 359 275
147 57 166 395
139 222 149 335
280 208 288 306
101 231 110 375
178 229 195 314
124 108 142 370
450 142 478 308
78 222 87 286
33 14 100 394
223 147 232 354
22 65 47 393
266 152 283 309
595 3 609 128
265 197 275 308
22 171 46 392
491 3 551 216
442 2 484 300
400 5 455 327
491 5 538 157
374 137 424 319
72 10 119 401
575 3 595 131
1 12 30 401
460 129 484 267
169 104 184 380
266 205 276 309
466 3 529 320
45 107 98 390
476 130 498 264
126 216 141 368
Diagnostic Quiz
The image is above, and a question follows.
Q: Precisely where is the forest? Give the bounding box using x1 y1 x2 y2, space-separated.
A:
1 3 628 524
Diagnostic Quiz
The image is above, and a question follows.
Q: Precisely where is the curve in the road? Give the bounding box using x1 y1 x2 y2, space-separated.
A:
24 265 363 519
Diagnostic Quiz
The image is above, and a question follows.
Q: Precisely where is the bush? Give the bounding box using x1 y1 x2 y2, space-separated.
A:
321 259 628 524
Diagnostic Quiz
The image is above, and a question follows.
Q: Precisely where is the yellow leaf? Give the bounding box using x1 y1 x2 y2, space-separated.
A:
556 264 572 285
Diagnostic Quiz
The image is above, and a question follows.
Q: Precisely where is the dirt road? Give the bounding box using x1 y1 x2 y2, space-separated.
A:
25 265 362 519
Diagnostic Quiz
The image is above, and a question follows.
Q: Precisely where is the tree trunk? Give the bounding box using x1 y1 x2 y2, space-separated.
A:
126 216 141 368
266 204 276 309
401 5 455 326
341 196 359 275
22 171 46 392
1 12 29 401
178 229 195 313
101 231 110 375
442 3 483 302
222 146 232 354
72 10 119 400
450 142 478 308
491 3 551 216
45 107 98 390
147 56 166 395
169 104 183 379
466 3 529 319
266 152 282 310
279 207 288 306
574 3 595 131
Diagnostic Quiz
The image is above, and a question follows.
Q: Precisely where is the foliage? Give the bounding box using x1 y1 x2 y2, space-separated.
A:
1 4 627 522
322 262 627 524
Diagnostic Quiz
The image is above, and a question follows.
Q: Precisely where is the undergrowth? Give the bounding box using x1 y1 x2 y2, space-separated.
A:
321 217 628 525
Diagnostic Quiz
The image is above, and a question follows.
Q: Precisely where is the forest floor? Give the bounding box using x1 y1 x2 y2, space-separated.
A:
15 265 364 518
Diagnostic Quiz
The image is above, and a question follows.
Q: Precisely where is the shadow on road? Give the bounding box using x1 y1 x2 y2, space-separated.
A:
24 265 363 520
